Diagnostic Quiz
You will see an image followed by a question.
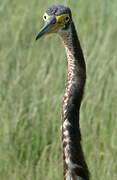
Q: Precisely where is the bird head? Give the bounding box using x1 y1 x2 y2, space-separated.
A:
36 5 72 40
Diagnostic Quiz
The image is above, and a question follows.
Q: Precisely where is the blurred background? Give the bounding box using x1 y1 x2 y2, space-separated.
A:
0 0 116 179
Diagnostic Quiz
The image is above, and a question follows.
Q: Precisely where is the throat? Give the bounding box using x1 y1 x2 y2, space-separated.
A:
61 23 86 124
60 23 89 180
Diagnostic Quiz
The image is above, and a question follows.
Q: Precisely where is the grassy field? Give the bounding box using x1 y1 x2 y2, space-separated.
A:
0 0 116 179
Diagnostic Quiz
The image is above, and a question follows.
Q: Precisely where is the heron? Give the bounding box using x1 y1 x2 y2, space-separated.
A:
36 5 90 180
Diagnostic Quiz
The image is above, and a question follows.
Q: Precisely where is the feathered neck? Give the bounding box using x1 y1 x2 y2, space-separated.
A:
60 22 90 180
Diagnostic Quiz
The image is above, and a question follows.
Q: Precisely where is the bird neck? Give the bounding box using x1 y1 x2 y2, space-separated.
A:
61 22 86 117
60 22 89 180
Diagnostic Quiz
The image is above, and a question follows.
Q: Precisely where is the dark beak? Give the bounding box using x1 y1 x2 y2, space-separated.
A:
36 17 57 40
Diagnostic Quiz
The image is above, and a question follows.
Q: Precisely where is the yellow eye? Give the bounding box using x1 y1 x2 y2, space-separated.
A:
65 16 70 22
43 13 49 21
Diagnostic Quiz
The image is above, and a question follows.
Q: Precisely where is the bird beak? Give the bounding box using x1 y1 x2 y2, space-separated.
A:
36 17 58 40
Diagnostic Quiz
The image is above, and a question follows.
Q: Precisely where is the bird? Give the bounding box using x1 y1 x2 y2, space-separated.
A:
36 5 90 180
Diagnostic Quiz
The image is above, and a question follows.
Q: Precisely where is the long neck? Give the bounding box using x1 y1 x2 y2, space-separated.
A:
61 22 90 180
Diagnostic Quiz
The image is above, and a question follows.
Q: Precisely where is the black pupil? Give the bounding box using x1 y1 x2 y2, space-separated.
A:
44 16 46 19
65 17 69 21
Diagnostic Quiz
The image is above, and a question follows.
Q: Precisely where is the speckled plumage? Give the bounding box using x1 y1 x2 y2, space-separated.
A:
46 5 72 18
45 5 90 180
37 5 90 180
61 23 89 180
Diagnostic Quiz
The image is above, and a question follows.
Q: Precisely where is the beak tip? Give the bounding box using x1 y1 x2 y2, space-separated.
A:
35 35 39 41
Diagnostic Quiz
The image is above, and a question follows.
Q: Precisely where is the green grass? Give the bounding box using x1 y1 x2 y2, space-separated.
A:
0 0 116 179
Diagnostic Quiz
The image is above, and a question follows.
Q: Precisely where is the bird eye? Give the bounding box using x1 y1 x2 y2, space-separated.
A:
43 15 47 20
65 16 70 22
